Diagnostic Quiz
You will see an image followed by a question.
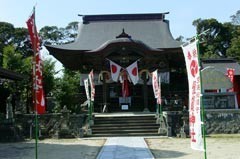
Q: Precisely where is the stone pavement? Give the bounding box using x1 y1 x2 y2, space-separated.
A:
96 137 155 159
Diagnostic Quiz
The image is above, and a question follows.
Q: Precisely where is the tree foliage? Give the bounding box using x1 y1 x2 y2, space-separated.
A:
230 10 240 25
192 10 240 62
42 58 56 96
0 23 33 62
226 25 240 60
39 21 78 45
0 22 57 113
54 69 81 112
193 18 233 58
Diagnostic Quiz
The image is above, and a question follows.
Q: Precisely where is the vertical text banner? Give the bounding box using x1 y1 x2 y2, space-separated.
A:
88 70 95 101
152 70 161 104
84 79 90 101
227 68 235 92
26 9 45 114
181 40 204 151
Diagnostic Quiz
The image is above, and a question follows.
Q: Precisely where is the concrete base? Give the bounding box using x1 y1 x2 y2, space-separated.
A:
180 131 187 138
89 120 94 126
87 128 92 135
167 127 172 137
79 128 85 138
143 108 150 112
158 128 167 135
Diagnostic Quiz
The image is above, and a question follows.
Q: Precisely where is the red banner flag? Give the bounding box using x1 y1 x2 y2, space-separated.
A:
121 70 129 97
227 68 235 92
26 8 45 114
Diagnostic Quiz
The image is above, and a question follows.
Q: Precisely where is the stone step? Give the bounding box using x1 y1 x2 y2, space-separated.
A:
92 128 158 133
94 120 156 124
89 132 159 137
91 114 160 137
92 124 159 129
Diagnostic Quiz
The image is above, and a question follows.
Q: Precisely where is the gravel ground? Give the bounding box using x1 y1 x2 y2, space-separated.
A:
0 138 105 159
146 135 240 159
0 135 240 159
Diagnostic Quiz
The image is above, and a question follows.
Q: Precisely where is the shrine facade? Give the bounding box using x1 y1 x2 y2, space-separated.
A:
45 13 190 112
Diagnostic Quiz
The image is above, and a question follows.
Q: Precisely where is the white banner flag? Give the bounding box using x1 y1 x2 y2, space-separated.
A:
84 78 90 101
110 60 122 82
181 40 204 151
126 61 139 85
152 70 161 104
88 70 95 101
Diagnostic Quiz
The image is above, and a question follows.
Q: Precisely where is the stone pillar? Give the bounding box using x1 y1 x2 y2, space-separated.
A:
6 95 14 121
180 106 189 138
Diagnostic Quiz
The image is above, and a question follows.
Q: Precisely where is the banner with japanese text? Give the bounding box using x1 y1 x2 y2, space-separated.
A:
26 8 45 114
84 78 90 101
227 68 235 92
181 40 204 151
152 70 161 104
88 70 95 101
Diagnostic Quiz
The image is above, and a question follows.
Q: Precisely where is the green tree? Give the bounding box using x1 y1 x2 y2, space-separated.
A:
42 58 56 96
193 18 233 58
0 23 33 61
39 26 64 45
226 11 240 62
230 10 240 25
14 27 33 58
54 69 81 112
2 44 32 112
0 22 15 66
39 22 79 113
39 21 78 45
226 25 240 61
2 45 24 72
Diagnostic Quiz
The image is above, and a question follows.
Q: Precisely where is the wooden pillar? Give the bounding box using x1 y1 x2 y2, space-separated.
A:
142 72 149 112
102 73 108 112
103 75 107 104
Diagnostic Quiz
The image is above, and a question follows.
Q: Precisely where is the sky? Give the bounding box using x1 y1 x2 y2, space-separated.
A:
1 0 240 75
1 0 240 38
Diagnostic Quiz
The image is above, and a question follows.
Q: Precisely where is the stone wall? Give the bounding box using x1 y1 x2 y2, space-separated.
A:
14 113 87 139
205 109 240 134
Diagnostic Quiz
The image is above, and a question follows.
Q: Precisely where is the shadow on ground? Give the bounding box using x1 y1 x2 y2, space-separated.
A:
150 149 187 158
0 140 104 159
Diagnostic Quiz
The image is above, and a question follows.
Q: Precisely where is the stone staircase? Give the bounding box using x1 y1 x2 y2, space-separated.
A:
89 113 160 137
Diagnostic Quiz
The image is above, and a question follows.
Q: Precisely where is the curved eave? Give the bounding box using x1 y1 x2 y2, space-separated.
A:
45 40 183 72
87 38 162 53
0 68 26 80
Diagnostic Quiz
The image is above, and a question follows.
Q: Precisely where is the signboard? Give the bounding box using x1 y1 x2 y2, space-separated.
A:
121 104 129 110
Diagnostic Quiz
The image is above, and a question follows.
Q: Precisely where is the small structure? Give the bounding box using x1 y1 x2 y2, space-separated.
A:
201 59 240 109
0 67 25 141
0 67 26 115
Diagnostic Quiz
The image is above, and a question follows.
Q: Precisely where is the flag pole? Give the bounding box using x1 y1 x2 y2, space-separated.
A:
196 35 207 159
159 75 162 118
32 6 38 159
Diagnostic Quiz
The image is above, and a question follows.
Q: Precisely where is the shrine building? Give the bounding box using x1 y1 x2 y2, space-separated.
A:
46 13 239 112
